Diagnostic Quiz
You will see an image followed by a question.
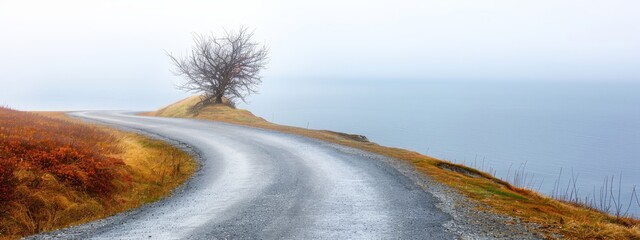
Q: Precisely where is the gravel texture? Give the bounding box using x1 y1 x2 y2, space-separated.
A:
28 111 544 239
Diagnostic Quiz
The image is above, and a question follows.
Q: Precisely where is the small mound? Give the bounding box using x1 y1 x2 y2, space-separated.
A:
322 130 369 143
436 161 483 178
435 161 513 187
145 96 373 144
145 96 268 124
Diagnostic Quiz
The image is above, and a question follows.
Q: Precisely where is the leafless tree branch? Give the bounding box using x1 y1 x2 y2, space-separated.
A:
167 27 269 107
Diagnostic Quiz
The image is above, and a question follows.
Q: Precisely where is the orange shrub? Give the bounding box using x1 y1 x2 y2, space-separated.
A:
0 107 124 201
0 108 196 238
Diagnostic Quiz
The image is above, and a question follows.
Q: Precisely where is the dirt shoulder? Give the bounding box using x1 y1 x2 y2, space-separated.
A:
144 96 639 239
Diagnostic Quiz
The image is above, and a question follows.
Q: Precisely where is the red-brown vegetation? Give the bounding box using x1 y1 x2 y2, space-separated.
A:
0 108 196 239
0 107 124 203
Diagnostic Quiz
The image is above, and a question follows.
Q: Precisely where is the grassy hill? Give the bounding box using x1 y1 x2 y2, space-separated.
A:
0 108 196 239
144 96 374 144
145 96 640 239
143 95 269 124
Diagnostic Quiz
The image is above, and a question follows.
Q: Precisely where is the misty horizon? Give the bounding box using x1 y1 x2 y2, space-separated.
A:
1 0 639 110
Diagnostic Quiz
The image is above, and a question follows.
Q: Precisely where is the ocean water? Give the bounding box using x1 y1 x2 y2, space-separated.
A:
240 79 640 216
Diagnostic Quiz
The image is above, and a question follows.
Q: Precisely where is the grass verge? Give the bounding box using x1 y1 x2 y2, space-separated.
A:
145 96 640 239
0 109 196 239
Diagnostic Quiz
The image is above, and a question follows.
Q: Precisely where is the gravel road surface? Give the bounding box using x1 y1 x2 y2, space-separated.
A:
31 111 542 239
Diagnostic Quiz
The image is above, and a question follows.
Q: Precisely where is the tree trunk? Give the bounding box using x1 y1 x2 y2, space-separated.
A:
215 95 223 104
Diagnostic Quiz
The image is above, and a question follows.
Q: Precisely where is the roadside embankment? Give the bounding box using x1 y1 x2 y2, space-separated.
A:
145 96 640 239
0 108 196 239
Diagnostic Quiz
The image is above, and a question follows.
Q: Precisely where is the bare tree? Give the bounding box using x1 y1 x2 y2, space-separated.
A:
168 27 269 107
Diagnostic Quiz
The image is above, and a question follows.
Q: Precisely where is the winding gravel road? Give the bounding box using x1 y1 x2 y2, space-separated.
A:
32 111 540 239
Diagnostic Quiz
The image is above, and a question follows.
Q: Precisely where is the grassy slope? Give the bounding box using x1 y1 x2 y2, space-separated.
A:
146 96 639 239
0 111 196 239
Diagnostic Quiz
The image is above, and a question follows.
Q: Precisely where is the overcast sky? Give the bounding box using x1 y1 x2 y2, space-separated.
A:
1 0 639 110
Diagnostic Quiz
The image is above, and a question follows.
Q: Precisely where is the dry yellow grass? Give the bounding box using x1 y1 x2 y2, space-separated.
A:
145 95 640 239
0 112 196 239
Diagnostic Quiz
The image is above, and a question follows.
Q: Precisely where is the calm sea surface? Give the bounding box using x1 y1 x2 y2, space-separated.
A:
241 79 640 216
